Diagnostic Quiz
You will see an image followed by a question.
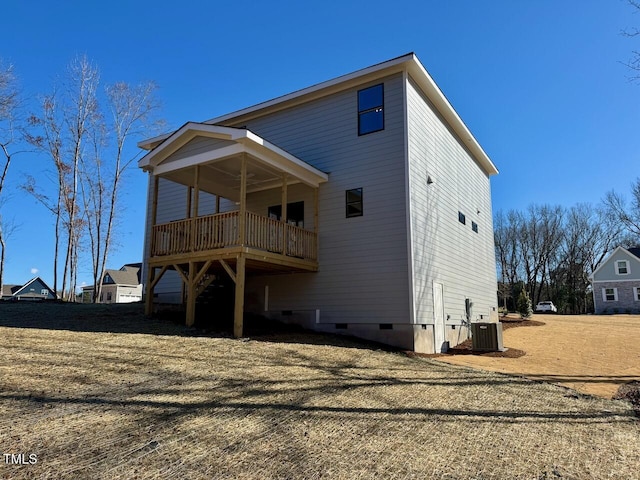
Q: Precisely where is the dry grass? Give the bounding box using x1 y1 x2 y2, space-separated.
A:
0 303 639 479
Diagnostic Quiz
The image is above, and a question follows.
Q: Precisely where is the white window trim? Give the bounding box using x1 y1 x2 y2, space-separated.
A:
634 287 640 302
602 287 618 302
616 260 630 275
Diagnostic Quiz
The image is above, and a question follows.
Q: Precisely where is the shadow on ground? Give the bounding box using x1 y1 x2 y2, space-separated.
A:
0 301 391 351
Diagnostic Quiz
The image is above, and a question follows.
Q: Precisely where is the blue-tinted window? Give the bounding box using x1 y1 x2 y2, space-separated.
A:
472 221 478 233
358 84 384 135
458 212 466 225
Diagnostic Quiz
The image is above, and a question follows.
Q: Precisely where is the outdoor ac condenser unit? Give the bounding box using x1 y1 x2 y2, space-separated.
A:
471 322 505 352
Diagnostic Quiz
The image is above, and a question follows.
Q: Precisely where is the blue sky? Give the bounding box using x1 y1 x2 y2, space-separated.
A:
1 0 639 288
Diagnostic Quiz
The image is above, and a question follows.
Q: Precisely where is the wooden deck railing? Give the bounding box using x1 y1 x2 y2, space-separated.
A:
151 211 317 261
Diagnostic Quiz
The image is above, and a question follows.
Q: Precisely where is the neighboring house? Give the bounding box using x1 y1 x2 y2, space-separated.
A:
591 246 640 314
138 53 499 353
82 264 143 304
1 277 57 301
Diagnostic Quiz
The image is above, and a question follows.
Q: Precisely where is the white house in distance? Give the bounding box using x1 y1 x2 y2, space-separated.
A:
82 264 142 304
591 246 640 314
138 53 499 353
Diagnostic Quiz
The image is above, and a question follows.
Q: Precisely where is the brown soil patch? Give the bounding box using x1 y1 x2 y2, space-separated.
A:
434 314 640 400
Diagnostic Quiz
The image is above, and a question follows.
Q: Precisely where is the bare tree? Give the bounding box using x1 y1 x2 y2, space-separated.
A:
623 0 640 81
25 56 162 302
0 60 19 295
603 178 640 242
25 56 100 300
81 81 161 302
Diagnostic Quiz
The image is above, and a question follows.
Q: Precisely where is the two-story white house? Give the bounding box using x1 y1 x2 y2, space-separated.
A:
138 53 499 353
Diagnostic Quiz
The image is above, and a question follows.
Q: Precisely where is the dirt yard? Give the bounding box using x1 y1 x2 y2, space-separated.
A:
0 303 639 479
435 314 640 399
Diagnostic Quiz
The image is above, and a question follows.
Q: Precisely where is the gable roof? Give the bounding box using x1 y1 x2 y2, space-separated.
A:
590 246 640 279
103 266 141 286
12 277 56 298
138 123 329 191
139 53 498 177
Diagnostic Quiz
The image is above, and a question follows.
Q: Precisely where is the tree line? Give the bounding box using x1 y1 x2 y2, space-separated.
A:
0 56 162 302
494 183 640 314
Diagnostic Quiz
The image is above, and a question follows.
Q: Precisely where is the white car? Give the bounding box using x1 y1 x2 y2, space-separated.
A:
535 301 557 313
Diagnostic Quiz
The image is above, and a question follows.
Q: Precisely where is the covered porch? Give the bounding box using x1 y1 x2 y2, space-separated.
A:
139 123 328 336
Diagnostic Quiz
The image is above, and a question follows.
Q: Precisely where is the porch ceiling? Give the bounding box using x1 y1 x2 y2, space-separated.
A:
138 123 328 200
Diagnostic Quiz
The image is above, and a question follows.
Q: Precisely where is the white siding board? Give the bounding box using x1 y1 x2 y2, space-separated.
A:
234 74 411 325
159 137 235 166
407 76 497 327
592 249 640 282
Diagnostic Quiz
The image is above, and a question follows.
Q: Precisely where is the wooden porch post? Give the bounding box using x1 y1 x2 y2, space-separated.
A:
145 175 160 316
185 261 196 327
281 174 288 255
314 186 319 233
238 155 247 246
190 166 200 251
186 186 192 218
234 254 246 338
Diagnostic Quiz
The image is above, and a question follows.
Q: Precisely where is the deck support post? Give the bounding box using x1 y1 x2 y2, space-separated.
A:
145 266 155 316
234 254 246 338
185 261 196 327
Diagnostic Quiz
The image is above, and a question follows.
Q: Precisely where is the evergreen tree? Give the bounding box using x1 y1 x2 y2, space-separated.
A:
517 290 533 319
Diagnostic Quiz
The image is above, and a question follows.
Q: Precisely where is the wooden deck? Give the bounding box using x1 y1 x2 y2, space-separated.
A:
150 210 318 270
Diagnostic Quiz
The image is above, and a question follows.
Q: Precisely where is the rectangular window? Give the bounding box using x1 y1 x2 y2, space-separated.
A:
346 188 363 218
616 260 629 275
472 221 478 233
107 292 112 301
358 84 384 135
268 201 304 227
603 288 618 302
41 289 48 296
458 212 466 225
634 287 640 302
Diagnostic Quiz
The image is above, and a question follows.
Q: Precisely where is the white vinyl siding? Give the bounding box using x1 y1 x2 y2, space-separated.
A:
616 260 630 275
230 73 411 325
406 75 497 326
591 248 640 282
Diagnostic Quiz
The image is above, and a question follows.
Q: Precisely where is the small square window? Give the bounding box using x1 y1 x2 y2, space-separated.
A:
458 212 466 225
41 289 48 296
346 188 363 218
358 84 384 135
616 260 629 275
472 221 478 233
